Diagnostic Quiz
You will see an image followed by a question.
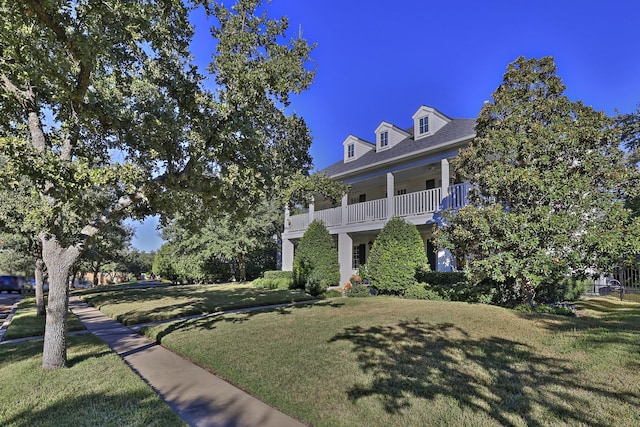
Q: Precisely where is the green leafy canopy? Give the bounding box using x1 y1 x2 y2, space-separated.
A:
437 56 640 301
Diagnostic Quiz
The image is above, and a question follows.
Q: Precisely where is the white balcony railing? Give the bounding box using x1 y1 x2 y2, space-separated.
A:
285 183 472 233
394 188 441 217
314 206 342 227
447 182 473 210
288 213 309 232
347 198 387 224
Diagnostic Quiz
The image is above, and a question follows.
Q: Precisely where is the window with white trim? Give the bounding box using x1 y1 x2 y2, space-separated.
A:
347 143 355 158
419 116 429 134
379 131 388 148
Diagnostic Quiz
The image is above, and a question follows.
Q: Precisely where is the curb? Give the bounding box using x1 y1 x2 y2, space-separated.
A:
0 298 22 342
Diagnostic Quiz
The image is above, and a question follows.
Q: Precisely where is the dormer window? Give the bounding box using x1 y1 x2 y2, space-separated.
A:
343 135 374 162
380 131 389 148
419 116 429 134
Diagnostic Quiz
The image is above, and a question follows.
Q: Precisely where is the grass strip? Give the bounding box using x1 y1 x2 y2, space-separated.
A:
78 282 315 325
0 334 186 427
3 297 85 340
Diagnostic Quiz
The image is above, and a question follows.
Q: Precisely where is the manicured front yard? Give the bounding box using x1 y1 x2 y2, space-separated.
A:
0 334 186 427
76 282 315 325
142 296 640 426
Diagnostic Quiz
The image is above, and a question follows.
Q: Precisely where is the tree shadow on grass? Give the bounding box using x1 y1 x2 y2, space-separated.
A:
80 284 318 325
522 298 640 352
1 390 184 427
329 319 639 426
148 299 346 344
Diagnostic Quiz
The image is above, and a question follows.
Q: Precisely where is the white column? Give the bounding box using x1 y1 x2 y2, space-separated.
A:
386 172 394 218
341 193 348 225
440 158 450 206
284 203 290 230
282 238 294 271
308 197 315 224
338 233 353 285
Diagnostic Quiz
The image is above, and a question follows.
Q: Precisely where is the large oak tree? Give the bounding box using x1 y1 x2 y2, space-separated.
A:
0 0 315 368
437 56 640 302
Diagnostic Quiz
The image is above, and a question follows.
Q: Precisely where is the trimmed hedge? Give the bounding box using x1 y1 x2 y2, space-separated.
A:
263 270 293 280
252 277 294 290
363 217 428 295
403 282 443 300
415 271 466 287
293 220 340 296
345 284 375 298
414 270 495 303
535 277 591 303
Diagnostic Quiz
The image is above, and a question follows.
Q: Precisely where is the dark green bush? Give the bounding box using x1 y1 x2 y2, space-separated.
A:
535 277 591 303
512 302 577 316
252 277 294 290
364 217 428 295
415 270 466 287
320 289 342 298
305 270 329 296
263 270 294 280
345 284 375 298
293 220 340 291
413 271 498 303
403 283 443 300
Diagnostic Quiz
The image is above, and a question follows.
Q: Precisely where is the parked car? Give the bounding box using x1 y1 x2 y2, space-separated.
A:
0 275 25 294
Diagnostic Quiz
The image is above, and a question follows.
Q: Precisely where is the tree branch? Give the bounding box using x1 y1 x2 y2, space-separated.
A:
76 189 147 253
1 74 47 151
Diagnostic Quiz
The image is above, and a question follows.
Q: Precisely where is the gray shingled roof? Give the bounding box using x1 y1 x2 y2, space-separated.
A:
320 118 477 178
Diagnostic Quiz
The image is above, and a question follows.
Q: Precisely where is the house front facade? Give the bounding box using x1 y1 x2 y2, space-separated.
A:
281 105 476 285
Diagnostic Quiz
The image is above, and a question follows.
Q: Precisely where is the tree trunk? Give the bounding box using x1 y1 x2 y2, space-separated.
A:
34 258 46 316
41 235 80 369
237 253 247 282
92 264 100 287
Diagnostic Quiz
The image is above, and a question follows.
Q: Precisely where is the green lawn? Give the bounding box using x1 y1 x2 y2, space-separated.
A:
140 296 640 427
3 297 85 340
0 334 186 427
76 282 315 325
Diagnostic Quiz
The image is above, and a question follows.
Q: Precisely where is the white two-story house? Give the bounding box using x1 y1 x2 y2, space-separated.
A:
281 105 476 285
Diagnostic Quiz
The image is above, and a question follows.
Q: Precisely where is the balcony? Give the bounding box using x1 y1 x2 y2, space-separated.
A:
285 183 471 233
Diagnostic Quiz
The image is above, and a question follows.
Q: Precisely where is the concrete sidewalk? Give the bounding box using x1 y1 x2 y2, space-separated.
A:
69 296 306 427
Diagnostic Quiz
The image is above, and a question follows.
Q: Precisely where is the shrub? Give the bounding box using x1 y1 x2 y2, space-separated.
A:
403 283 443 300
365 217 428 295
252 277 294 290
293 220 340 291
345 284 376 297
305 270 329 296
535 277 591 303
320 289 342 298
263 270 294 280
512 302 577 316
415 270 466 288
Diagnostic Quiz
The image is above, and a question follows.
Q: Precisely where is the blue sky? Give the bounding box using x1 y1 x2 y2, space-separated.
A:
130 0 640 252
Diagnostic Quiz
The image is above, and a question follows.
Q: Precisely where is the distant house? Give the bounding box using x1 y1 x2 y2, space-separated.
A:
281 105 476 285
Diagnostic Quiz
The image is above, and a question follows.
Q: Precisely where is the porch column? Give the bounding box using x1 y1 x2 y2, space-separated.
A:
341 193 348 226
338 232 353 285
282 238 294 271
440 158 450 206
386 172 394 218
284 203 290 230
308 197 315 224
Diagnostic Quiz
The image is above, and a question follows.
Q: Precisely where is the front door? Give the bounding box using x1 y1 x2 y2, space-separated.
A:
426 240 436 271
